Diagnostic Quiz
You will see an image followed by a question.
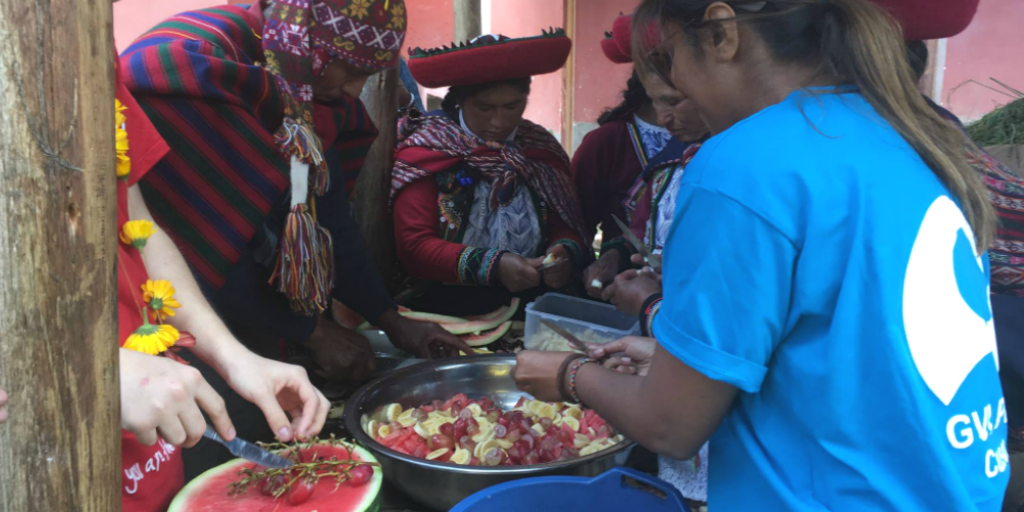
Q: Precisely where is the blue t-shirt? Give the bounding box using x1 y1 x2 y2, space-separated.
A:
653 89 1009 511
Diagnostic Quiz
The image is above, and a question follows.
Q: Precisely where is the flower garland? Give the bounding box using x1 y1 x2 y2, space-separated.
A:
116 99 193 360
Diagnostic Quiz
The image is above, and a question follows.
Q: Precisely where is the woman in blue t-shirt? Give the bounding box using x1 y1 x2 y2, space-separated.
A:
514 0 1008 510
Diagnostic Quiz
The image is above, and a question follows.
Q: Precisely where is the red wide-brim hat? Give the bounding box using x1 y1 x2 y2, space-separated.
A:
871 0 979 40
408 30 572 89
612 14 634 60
602 32 632 63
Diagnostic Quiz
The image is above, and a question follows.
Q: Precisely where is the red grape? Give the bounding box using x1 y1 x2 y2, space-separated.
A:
451 403 462 417
478 397 495 410
459 408 473 421
522 452 540 465
286 477 316 505
507 446 522 461
498 414 512 427
539 417 553 429
506 428 522 443
540 435 560 453
439 422 455 438
348 465 373 487
469 457 481 466
511 411 524 423
513 439 531 454
466 423 480 436
546 425 560 437
556 430 574 446
483 448 504 466
494 424 508 438
258 475 287 496
429 434 454 451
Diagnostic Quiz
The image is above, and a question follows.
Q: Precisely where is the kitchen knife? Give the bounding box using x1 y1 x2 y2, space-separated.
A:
540 320 590 354
611 214 661 272
203 426 293 469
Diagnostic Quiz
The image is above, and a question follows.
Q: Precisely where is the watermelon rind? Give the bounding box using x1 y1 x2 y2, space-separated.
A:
167 443 382 512
462 320 513 347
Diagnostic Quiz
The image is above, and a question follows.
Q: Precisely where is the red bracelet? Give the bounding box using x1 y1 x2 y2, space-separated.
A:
567 357 595 404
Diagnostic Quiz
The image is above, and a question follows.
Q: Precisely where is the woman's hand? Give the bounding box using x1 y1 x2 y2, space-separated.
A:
220 350 330 442
378 309 474 359
588 336 658 376
583 251 621 299
0 387 8 425
498 253 542 292
304 316 376 384
120 348 235 447
512 351 577 402
601 269 662 316
540 244 573 290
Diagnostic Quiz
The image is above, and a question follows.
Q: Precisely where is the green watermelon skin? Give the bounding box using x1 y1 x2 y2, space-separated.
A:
167 443 381 512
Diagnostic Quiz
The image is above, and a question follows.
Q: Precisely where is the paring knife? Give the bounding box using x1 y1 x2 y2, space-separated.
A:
203 426 293 469
611 214 662 272
540 320 590 354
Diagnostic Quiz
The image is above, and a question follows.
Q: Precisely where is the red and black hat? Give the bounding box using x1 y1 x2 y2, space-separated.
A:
408 30 572 88
602 32 632 63
870 0 979 40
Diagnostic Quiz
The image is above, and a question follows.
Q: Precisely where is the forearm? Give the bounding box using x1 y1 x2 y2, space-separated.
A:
129 186 247 371
574 346 735 460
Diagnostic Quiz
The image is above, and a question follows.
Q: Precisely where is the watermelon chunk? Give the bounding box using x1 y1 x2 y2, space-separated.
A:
167 442 381 512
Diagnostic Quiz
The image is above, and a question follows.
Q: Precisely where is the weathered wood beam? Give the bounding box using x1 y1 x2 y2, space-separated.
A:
0 0 120 510
454 0 482 43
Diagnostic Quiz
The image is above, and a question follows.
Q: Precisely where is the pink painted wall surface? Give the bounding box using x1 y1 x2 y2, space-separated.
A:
405 0 455 57
490 0 566 135
940 0 1024 123
572 0 638 123
114 0 223 49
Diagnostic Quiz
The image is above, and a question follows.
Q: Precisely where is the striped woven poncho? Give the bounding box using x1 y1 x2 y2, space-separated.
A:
121 5 378 292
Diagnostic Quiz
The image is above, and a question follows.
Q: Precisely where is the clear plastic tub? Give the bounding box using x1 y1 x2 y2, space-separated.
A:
524 293 640 351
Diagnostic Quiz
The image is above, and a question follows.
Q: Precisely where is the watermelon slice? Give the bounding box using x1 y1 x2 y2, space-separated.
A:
460 320 512 347
167 442 381 512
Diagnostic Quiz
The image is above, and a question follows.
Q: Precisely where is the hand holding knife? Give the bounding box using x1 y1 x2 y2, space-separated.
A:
611 214 661 273
203 426 293 469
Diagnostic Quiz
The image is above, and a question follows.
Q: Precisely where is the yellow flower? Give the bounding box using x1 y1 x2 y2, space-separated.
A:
120 220 157 249
115 99 131 180
124 311 180 355
141 280 182 321
347 0 370 19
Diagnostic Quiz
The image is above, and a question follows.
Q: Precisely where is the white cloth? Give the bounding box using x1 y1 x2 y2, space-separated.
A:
658 443 709 503
633 113 673 160
461 179 543 257
646 163 685 255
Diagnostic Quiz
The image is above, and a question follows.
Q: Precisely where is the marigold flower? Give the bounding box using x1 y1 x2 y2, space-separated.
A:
141 280 182 321
116 99 131 180
120 219 157 249
124 312 180 355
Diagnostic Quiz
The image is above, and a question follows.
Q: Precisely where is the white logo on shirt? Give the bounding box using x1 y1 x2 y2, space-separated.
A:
902 196 998 406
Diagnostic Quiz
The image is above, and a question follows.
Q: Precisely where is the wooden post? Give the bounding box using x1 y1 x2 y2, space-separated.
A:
355 69 400 289
454 0 482 43
0 0 119 511
561 0 577 153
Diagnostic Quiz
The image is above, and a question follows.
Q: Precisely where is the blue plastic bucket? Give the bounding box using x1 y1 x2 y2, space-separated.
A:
451 467 690 512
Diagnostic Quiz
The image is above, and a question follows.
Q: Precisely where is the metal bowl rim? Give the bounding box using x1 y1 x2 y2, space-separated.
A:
344 354 634 475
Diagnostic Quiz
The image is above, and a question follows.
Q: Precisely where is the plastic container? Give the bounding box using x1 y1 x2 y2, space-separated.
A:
524 293 640 350
450 467 690 512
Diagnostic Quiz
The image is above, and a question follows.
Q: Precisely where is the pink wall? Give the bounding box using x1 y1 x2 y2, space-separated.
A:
405 0 454 57
573 0 638 123
940 0 1024 123
490 0 566 135
114 0 222 49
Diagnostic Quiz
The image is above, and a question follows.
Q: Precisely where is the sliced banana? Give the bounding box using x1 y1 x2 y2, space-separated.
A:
366 420 379 438
574 434 592 449
536 403 557 420
472 425 495 444
413 422 430 439
563 406 583 419
397 416 418 428
552 414 563 427
562 416 580 432
398 408 415 422
495 438 513 450
466 403 484 417
475 439 500 459
384 403 403 423
611 434 625 444
450 448 471 465
377 424 393 439
426 448 451 461
580 442 607 456
531 423 546 437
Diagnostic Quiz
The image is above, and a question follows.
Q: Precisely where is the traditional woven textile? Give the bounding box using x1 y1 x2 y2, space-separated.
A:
971 148 1024 296
391 113 590 244
122 5 378 302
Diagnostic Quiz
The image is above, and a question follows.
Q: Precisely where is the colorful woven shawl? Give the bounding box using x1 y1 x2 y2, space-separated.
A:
122 6 378 302
391 113 590 243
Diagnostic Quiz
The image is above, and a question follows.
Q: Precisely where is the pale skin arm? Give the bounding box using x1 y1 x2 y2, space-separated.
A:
127 185 329 441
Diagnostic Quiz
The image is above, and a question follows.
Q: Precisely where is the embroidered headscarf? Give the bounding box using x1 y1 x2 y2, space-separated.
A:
261 0 405 314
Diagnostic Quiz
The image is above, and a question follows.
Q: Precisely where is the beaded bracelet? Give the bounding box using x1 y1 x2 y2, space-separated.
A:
639 293 663 338
566 357 596 404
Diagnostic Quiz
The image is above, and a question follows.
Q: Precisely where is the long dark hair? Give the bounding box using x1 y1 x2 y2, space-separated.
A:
441 77 533 119
633 0 995 250
598 71 651 125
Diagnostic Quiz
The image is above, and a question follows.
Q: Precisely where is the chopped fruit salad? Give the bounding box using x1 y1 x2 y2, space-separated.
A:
361 394 624 466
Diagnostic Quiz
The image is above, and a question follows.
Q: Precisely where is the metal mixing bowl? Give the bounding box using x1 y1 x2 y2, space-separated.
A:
344 355 634 511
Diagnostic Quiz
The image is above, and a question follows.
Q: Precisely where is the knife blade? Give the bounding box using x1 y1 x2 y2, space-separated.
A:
540 320 590 354
203 426 293 469
611 214 661 272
